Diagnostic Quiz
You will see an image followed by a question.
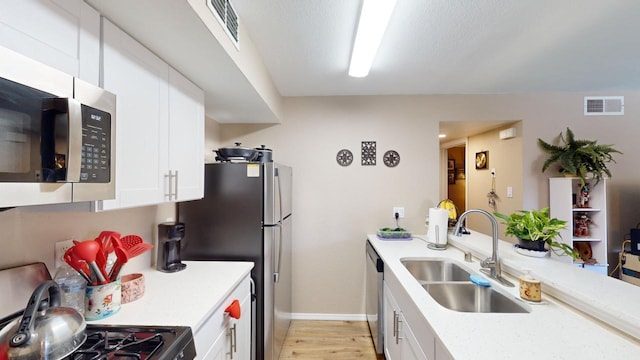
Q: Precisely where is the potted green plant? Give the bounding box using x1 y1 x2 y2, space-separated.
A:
494 207 579 258
537 127 622 187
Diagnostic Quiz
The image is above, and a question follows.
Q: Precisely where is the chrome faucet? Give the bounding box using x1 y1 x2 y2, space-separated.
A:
454 209 514 287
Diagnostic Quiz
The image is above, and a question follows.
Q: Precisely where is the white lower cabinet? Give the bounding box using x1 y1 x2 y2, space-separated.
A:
196 276 252 360
434 339 453 360
384 268 455 360
384 283 428 360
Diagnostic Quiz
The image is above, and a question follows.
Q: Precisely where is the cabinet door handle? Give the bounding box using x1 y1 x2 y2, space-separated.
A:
396 315 403 344
228 323 237 359
173 170 179 200
165 170 179 200
392 310 398 338
165 171 173 199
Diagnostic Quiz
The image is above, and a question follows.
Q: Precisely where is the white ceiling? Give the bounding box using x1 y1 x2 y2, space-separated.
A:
85 1 640 135
233 0 640 97
231 0 640 141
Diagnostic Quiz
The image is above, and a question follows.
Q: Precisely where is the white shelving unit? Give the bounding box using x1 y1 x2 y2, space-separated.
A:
549 177 608 275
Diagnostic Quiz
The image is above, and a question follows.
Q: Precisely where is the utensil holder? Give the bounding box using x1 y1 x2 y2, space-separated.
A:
85 278 121 320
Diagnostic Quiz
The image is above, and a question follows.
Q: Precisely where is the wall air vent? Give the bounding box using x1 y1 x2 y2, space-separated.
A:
207 0 239 48
584 96 624 116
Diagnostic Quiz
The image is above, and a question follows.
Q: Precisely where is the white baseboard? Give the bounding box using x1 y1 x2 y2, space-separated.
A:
291 313 367 321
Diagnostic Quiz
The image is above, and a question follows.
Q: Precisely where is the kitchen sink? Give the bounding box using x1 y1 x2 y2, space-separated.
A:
401 259 472 282
422 283 531 313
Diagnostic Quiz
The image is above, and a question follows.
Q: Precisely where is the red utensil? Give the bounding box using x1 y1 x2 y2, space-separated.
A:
64 248 91 283
73 240 108 284
108 237 130 282
94 239 109 277
120 235 143 250
96 230 120 254
126 243 154 258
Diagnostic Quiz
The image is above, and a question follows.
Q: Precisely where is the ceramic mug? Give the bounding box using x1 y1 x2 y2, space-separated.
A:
519 275 541 302
85 278 121 320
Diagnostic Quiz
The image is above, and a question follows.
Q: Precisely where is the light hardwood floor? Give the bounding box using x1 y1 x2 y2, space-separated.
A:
280 320 384 359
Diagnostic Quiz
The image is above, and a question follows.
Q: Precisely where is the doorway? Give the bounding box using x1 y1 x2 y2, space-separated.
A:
446 146 466 214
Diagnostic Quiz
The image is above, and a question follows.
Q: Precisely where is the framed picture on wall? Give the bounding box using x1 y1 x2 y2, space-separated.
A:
447 159 455 171
448 173 455 184
475 151 488 169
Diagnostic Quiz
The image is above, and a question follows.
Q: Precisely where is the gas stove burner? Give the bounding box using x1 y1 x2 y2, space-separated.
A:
65 325 196 360
70 331 164 359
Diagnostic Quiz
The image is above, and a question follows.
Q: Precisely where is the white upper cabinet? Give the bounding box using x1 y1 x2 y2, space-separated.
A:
98 19 204 211
0 0 100 85
168 67 204 202
99 19 169 210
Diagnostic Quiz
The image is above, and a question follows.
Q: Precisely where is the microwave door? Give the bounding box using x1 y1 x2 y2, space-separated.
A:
66 98 82 182
40 97 79 183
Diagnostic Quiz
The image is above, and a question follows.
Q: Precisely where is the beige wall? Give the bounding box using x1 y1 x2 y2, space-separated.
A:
2 92 639 318
216 96 440 316
213 93 640 317
0 203 176 275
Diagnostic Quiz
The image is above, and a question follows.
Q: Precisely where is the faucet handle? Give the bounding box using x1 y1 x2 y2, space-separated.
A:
480 258 495 268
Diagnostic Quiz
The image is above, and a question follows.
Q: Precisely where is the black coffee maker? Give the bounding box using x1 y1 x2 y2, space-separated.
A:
156 222 187 273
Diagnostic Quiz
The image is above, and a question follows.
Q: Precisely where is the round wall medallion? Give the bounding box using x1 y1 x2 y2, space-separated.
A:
383 150 400 167
336 149 353 166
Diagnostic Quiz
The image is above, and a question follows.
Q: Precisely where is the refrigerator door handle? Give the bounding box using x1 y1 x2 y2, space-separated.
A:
276 167 284 223
273 166 284 283
274 223 282 283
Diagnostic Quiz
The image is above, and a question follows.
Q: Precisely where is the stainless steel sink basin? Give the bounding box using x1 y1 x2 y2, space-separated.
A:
423 283 530 313
401 259 472 282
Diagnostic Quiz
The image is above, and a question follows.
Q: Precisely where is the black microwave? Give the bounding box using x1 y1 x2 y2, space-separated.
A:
0 46 115 207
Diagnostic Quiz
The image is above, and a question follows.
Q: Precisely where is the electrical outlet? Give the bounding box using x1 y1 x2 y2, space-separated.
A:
54 239 75 269
393 207 405 218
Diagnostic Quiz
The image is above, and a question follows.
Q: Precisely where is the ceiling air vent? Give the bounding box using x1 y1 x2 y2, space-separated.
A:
207 0 239 48
584 96 624 116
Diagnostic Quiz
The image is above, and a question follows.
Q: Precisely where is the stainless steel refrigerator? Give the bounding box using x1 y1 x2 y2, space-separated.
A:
178 162 292 360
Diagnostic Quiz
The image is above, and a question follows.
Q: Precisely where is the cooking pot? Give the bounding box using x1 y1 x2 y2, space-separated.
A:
0 280 86 360
214 142 259 162
255 145 273 163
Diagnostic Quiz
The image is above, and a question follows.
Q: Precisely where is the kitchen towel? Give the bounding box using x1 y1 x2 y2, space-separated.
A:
427 208 449 246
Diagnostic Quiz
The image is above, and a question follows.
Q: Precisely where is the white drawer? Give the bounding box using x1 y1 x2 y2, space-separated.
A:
194 276 251 358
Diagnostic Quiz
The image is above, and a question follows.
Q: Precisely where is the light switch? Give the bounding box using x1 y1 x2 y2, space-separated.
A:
507 186 513 198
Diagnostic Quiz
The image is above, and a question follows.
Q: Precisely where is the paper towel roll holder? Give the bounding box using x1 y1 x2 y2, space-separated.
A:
427 225 448 250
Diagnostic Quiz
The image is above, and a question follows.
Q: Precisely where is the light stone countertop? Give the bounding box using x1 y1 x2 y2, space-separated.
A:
368 232 640 359
88 261 254 334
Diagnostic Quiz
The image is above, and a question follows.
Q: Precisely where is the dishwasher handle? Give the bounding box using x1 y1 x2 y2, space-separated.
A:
366 241 384 273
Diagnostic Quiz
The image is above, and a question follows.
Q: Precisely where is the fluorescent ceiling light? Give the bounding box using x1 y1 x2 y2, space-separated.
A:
348 0 397 77
439 134 447 138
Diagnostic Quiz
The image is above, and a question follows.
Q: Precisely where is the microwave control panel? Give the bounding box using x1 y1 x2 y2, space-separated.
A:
80 105 111 183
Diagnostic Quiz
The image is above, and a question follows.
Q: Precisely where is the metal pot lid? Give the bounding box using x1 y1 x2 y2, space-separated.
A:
216 142 255 152
1 281 86 360
255 145 272 151
214 142 260 162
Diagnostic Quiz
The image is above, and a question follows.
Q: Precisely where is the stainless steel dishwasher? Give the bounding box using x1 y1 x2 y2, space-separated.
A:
366 240 384 354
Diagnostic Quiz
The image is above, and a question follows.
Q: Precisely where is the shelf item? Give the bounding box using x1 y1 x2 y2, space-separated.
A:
549 178 608 274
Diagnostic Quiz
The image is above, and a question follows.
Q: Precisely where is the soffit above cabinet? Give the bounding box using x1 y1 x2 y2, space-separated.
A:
85 0 281 124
